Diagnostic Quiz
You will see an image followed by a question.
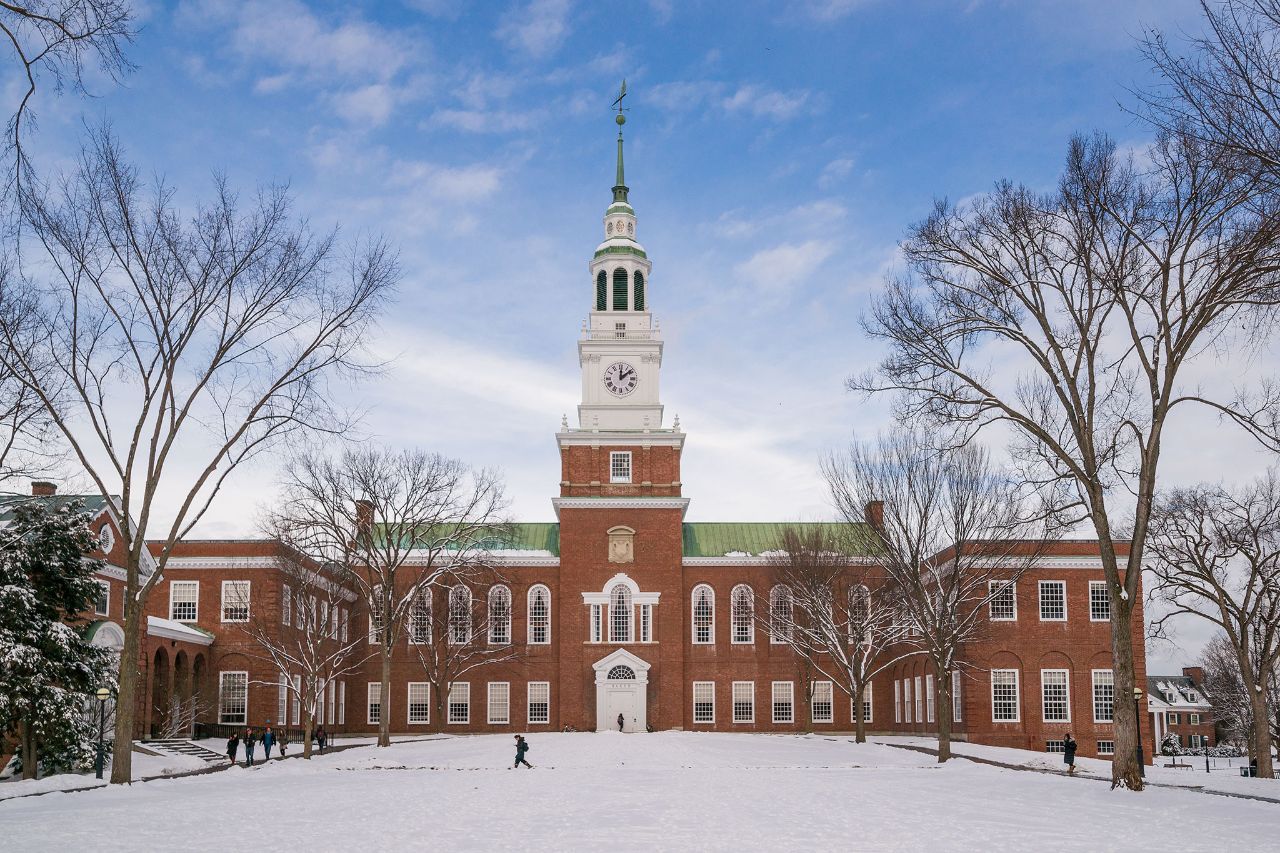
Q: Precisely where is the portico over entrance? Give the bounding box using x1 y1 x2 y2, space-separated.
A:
593 648 650 732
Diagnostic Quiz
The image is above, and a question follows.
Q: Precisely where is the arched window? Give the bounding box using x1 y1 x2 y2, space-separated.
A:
527 584 551 645
612 268 628 310
607 665 636 680
410 587 431 645
850 584 871 647
595 270 607 311
448 585 472 645
610 583 633 642
769 585 793 644
634 271 645 310
691 584 714 644
731 584 754 644
488 585 511 645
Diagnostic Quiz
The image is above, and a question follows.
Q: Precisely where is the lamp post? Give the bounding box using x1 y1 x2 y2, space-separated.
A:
1132 687 1145 779
94 687 111 780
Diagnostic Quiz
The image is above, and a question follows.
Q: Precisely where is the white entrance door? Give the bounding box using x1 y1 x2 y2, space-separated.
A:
606 686 640 732
593 652 650 732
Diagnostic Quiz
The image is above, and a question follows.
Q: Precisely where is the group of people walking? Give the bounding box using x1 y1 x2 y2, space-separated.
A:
225 726 330 767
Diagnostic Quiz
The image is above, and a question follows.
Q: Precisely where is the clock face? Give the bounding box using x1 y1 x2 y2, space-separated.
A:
603 361 639 396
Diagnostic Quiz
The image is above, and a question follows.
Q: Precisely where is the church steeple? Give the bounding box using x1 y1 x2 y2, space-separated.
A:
613 80 629 204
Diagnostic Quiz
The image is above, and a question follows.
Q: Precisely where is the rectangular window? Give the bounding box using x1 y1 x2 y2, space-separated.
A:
1041 669 1070 723
487 682 510 725
609 451 632 484
277 675 288 726
1190 713 1201 725
528 682 550 725
292 675 302 725
812 681 834 724
94 580 110 617
1038 581 1066 621
169 580 199 622
1169 711 1180 725
1045 739 1066 753
854 682 873 723
992 669 1020 722
989 581 1016 621
590 604 603 643
639 604 652 642
1189 734 1200 749
367 682 381 725
1097 740 1115 755
914 675 923 722
341 608 349 643
221 580 251 622
218 671 248 724
952 671 962 722
771 681 794 724
368 586 385 645
410 589 430 645
448 682 471 724
407 683 430 724
282 586 291 625
1089 581 1110 622
904 678 912 723
732 681 755 723
339 682 346 725
693 681 715 724
327 680 336 725
894 679 902 723
1092 670 1115 723
926 674 935 723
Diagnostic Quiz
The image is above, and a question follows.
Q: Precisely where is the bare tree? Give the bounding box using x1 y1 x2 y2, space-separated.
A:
824 431 1052 762
407 574 524 732
1146 473 1280 776
0 127 396 782
1196 631 1280 752
764 525 918 743
0 281 55 487
154 694 214 741
853 127 1280 788
240 544 368 758
269 447 508 747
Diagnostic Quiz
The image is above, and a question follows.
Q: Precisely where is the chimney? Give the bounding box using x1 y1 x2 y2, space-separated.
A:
1182 666 1205 687
864 500 884 532
354 499 374 538
31 481 57 497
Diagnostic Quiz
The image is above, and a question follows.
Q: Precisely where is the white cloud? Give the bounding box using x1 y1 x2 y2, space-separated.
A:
723 85 817 121
791 0 878 21
818 157 856 188
390 160 504 202
734 240 836 297
646 80 819 122
495 0 573 60
430 108 541 133
331 84 398 126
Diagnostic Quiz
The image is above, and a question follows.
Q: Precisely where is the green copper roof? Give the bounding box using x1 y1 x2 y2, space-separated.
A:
0 493 113 524
682 522 873 557
593 244 648 259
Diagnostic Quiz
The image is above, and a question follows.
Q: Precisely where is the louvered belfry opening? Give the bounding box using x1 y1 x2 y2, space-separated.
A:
596 270 607 310
612 267 628 310
634 271 645 310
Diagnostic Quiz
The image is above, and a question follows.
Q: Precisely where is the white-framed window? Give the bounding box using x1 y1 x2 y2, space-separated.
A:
330 604 338 638
771 681 794 724
528 681 550 724
854 682 873 723
988 580 1016 621
281 585 291 625
895 679 902 723
904 678 913 723
327 680 336 725
991 669 1020 722
691 584 714 644
639 603 653 642
1092 669 1115 723
448 682 470 724
732 681 754 724
1187 691 1199 703
292 674 302 725
368 586 386 645
769 585 793 644
277 674 288 725
849 584 871 647
94 579 110 617
731 584 754 644
528 585 551 645
340 608 349 643
1089 581 1110 622
589 603 603 643
1190 713 1201 725
914 675 923 722
952 670 963 722
218 671 248 724
488 585 512 645
339 681 346 724
221 580 250 623
609 583 633 642
449 585 472 645
812 681 834 724
488 682 510 724
169 580 199 622
693 681 715 724
407 682 430 724
1169 711 1180 725
1039 581 1066 621
926 674 935 723
1041 669 1070 723
1189 734 1201 749
1097 740 1115 755
410 588 431 644
609 451 632 483
367 682 382 725
1045 739 1065 753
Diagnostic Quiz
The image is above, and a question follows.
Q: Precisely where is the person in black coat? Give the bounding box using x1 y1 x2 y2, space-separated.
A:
617 713 625 732
226 732 240 765
513 735 533 769
244 728 257 767
1063 733 1078 775
316 726 328 754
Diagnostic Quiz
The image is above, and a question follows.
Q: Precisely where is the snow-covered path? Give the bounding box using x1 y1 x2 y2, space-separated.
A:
2 732 1276 851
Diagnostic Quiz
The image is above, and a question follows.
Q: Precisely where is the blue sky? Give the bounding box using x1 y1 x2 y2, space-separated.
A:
19 0 1273 669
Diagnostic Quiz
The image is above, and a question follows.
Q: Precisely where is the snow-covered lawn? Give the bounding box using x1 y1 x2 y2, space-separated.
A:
1 732 1277 851
0 748 209 802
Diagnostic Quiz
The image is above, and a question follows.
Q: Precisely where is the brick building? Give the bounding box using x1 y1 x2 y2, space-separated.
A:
1147 669 1216 755
10 114 1148 763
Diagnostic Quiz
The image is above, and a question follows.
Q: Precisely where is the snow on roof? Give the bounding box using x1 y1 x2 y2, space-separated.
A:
147 615 214 646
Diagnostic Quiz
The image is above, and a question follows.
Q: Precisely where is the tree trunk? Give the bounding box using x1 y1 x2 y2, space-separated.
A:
853 683 866 743
936 663 952 763
1247 678 1275 779
110 589 144 784
1109 596 1144 790
303 709 314 759
20 721 37 780
378 649 391 747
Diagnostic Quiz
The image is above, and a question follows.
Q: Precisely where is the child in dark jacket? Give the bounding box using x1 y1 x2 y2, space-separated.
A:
226 733 240 765
513 735 533 769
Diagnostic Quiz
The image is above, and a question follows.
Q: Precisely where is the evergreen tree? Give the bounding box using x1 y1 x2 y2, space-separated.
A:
0 498 113 779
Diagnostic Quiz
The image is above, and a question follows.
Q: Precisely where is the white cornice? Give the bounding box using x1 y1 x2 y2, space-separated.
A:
682 556 879 567
556 430 685 449
164 556 281 569
552 496 690 519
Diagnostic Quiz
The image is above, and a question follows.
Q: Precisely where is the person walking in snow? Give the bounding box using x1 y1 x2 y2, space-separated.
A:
279 731 289 757
226 732 240 765
262 726 275 759
617 713 625 732
316 726 328 754
1063 732 1077 776
244 728 257 767
513 735 533 769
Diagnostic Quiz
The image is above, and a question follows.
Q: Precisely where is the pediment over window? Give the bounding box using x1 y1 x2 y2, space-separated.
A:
591 647 651 684
582 572 660 606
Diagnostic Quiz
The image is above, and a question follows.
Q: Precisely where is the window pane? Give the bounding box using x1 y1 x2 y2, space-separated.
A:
1089 582 1111 621
992 670 1019 722
1092 670 1114 723
528 682 550 724
408 683 430 723
733 682 754 723
771 681 794 724
488 682 510 724
219 672 247 724
488 586 511 645
812 681 833 723
731 585 754 643
1042 670 1069 722
528 586 551 644
692 585 714 644
610 584 632 642
693 681 715 723
989 581 1016 620
171 581 199 622
449 682 470 724
1039 581 1065 620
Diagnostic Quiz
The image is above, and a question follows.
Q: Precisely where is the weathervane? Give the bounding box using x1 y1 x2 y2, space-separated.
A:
612 79 628 129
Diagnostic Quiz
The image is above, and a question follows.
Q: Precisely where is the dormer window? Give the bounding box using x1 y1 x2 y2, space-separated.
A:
610 451 632 483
